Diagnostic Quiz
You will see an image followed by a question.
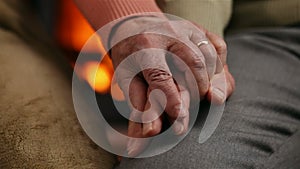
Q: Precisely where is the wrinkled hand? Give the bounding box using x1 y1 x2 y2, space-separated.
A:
110 16 235 157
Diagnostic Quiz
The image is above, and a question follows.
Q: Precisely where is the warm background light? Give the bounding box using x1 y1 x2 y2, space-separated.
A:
82 62 111 93
56 0 125 99
56 0 94 52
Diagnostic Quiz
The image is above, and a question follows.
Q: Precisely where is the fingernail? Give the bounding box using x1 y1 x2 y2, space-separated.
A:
213 87 225 101
143 123 152 136
173 122 184 135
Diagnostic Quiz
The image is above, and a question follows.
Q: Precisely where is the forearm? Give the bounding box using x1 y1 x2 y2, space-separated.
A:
74 0 162 30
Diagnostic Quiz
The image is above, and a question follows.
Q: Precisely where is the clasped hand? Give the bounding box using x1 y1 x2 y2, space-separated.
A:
109 16 235 156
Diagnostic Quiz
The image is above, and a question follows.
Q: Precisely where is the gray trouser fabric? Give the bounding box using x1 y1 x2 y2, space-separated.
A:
116 27 300 169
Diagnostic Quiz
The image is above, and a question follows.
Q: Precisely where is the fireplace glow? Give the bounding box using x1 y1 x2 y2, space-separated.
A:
56 0 125 99
82 61 111 93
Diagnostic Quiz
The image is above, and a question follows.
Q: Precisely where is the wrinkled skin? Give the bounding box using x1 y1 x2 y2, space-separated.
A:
110 16 235 157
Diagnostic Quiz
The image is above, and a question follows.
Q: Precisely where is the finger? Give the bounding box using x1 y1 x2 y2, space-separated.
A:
171 85 190 135
128 76 147 114
192 23 226 74
138 49 183 120
207 70 226 104
206 32 227 75
169 40 209 100
206 31 227 65
190 32 218 79
127 133 150 157
169 62 191 135
207 65 235 104
127 121 149 157
142 92 163 136
126 76 149 157
125 76 147 137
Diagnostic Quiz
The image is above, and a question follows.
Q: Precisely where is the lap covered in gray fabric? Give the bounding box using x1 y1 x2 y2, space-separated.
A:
116 27 300 169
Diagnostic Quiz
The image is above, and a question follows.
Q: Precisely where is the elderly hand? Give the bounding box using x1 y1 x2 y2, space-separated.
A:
110 16 235 157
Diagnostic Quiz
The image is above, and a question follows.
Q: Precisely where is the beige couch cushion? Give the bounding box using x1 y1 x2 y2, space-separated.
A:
0 1 115 168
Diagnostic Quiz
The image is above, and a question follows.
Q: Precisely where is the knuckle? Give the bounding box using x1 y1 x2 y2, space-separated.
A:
217 40 227 53
169 41 186 53
146 69 172 84
152 125 161 135
197 79 209 98
134 34 153 48
199 84 209 97
189 57 206 70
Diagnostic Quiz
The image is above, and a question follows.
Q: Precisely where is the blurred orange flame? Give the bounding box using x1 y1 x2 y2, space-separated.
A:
56 0 95 51
56 0 125 100
82 62 111 93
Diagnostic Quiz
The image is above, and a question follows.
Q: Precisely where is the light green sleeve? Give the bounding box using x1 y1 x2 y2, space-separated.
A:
160 0 233 37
